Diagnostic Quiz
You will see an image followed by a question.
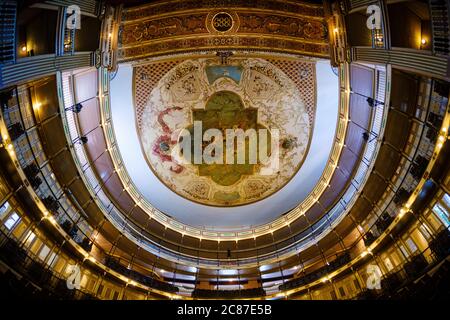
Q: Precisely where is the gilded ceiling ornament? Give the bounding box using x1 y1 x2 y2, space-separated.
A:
206 11 240 34
119 6 329 62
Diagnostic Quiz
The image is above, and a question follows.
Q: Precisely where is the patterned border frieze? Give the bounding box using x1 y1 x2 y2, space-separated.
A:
118 2 329 62
122 0 325 21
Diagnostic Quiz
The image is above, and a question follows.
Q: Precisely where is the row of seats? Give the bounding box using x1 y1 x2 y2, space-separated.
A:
279 252 351 291
60 220 93 251
0 235 96 300
191 287 266 299
358 258 450 300
358 229 450 300
105 257 179 293
0 270 96 300
429 228 450 260
364 213 395 247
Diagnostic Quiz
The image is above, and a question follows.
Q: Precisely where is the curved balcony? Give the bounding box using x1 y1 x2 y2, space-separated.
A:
58 61 389 270
0 0 449 301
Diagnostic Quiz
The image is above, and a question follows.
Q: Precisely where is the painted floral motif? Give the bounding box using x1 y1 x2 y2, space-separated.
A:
138 58 313 206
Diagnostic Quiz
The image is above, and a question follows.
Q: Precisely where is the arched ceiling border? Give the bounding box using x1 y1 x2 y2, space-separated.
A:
121 0 325 21
117 0 330 62
100 52 348 240
58 62 392 269
4 63 448 294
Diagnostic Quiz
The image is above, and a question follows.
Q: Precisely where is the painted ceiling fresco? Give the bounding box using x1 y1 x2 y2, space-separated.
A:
136 58 315 206
118 1 329 62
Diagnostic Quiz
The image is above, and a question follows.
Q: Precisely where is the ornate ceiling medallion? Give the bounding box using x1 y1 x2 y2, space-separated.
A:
212 12 233 32
207 11 240 34
137 58 313 206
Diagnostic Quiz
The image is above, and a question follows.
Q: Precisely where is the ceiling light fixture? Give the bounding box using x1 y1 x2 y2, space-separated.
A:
399 207 407 218
48 216 56 224
361 249 371 257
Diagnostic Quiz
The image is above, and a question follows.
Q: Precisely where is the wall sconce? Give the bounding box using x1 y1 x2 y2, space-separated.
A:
21 45 27 53
73 136 88 145
64 41 72 52
421 38 427 45
33 102 42 111
65 103 83 113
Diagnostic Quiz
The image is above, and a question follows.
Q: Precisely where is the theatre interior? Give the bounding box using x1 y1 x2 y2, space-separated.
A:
0 0 450 300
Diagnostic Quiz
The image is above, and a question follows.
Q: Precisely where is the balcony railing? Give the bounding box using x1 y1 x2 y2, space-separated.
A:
0 85 95 251
59 64 388 270
0 83 184 298
358 79 448 249
0 74 448 299
0 230 97 300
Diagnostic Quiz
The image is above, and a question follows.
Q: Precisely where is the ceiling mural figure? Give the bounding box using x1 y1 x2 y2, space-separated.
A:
137 58 314 206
